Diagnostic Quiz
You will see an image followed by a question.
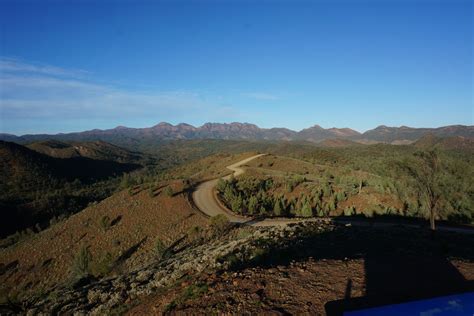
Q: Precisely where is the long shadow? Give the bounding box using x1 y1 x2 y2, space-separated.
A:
325 254 474 315
110 215 122 227
226 224 474 315
115 237 147 264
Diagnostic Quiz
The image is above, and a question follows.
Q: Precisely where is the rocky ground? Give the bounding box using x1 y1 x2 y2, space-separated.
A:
3 219 473 315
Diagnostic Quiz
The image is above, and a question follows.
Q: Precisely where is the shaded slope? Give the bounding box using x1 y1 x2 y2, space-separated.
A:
26 140 152 165
0 141 142 237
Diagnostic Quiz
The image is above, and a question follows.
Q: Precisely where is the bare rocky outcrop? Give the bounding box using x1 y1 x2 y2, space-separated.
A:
20 221 332 315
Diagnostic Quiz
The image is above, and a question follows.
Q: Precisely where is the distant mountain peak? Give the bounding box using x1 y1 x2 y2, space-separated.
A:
2 123 472 145
154 122 173 127
114 125 129 130
308 124 323 129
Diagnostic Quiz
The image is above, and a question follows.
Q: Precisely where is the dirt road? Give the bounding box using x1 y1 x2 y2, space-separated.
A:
192 154 474 233
192 154 265 223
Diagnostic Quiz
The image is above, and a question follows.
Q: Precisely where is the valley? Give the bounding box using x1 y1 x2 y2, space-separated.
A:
0 124 473 314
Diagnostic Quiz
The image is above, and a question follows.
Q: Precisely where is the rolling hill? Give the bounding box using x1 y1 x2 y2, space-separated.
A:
414 134 474 151
359 125 474 143
0 141 142 237
26 140 153 165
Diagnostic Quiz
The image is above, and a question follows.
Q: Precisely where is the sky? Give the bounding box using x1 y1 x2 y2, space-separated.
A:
0 0 472 135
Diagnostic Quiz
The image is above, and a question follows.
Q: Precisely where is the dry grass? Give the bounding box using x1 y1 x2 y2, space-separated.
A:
0 181 208 298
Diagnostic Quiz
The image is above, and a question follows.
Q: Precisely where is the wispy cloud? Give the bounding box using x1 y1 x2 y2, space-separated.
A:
242 92 279 101
0 57 238 124
0 57 90 78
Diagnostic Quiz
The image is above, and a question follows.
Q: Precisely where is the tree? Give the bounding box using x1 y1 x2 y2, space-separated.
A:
248 195 258 215
322 183 333 197
273 198 282 217
72 245 92 278
316 204 325 217
216 178 227 193
301 199 313 217
336 191 346 203
231 195 243 214
405 150 442 231
344 206 356 216
223 186 235 204
327 196 337 213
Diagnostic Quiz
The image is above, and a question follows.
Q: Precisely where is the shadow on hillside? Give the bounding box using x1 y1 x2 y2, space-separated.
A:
115 237 147 265
110 215 122 227
228 225 474 315
325 255 474 315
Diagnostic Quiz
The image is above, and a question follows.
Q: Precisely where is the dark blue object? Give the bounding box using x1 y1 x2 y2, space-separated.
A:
345 292 474 316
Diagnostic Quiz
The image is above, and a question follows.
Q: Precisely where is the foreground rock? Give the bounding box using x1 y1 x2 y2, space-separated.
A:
5 219 474 315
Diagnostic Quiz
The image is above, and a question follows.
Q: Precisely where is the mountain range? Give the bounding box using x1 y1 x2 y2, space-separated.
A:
1 122 473 146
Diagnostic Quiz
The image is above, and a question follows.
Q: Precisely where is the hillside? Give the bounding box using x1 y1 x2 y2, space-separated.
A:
0 141 141 184
3 221 474 315
0 182 208 300
26 140 153 165
318 138 361 147
414 134 474 151
360 125 474 143
0 141 142 237
0 147 473 315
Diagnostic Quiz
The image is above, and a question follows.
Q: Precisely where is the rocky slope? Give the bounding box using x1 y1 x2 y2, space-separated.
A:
4 220 474 315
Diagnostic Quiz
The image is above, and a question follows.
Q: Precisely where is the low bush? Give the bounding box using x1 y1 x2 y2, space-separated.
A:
99 215 111 232
71 245 92 279
210 214 231 234
91 252 115 277
164 186 174 197
155 238 167 257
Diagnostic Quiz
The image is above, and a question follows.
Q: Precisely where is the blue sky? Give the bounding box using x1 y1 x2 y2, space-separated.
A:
0 0 472 135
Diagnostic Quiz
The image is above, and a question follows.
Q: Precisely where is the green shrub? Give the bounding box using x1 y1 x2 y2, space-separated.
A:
301 200 313 217
99 215 111 231
231 195 243 213
187 225 203 238
316 204 325 217
155 238 167 256
344 206 356 216
216 178 227 193
164 283 209 312
91 252 114 277
148 188 156 197
72 245 92 278
248 196 258 215
210 214 231 234
273 199 282 216
164 186 174 197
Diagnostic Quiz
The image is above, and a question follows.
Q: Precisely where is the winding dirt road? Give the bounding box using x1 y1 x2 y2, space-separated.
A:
192 154 265 223
192 154 474 233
